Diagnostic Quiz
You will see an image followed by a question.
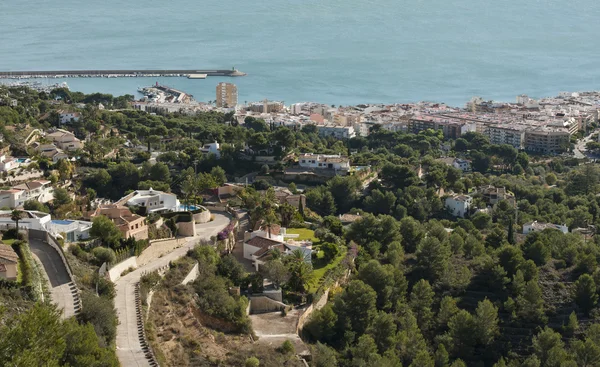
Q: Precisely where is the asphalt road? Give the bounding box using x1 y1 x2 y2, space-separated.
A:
115 212 231 367
29 238 77 318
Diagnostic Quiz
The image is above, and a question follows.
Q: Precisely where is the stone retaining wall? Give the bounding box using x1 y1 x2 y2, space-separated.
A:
108 256 138 282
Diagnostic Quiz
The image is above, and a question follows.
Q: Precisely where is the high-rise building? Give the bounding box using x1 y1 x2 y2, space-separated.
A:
216 82 238 108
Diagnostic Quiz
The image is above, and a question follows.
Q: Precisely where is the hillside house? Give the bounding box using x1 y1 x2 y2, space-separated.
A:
445 194 472 218
47 129 84 151
0 245 18 280
86 205 148 240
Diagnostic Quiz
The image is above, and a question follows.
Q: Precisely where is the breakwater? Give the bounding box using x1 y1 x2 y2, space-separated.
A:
0 69 246 79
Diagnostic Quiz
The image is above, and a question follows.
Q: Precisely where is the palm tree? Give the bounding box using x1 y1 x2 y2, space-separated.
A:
11 210 23 231
180 175 197 210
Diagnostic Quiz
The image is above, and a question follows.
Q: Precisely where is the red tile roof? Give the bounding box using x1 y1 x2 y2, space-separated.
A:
0 245 18 264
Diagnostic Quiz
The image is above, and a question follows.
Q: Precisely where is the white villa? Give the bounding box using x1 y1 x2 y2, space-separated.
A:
58 111 81 125
46 219 92 242
452 158 471 172
200 142 221 158
523 221 569 235
125 189 180 213
243 225 312 271
36 144 69 163
0 210 51 231
0 180 53 209
298 154 350 173
46 129 84 151
445 194 472 218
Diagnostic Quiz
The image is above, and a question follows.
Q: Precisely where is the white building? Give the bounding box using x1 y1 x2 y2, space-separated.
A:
243 227 312 271
0 155 17 172
298 154 350 172
445 194 472 218
523 221 568 235
200 141 221 158
126 189 180 213
0 210 51 231
58 112 81 125
317 125 356 139
0 180 53 209
452 158 471 172
45 219 92 242
485 124 526 150
36 144 69 163
46 129 84 151
354 123 370 137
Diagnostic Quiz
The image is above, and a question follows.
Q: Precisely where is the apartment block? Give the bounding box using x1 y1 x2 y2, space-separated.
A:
216 82 238 108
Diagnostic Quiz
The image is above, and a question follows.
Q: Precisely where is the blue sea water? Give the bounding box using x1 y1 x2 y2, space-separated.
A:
0 0 599 106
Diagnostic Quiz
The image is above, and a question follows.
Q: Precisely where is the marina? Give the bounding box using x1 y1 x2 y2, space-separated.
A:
0 68 246 79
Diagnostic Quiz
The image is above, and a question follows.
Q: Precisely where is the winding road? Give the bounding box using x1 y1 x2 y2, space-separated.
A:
115 212 231 367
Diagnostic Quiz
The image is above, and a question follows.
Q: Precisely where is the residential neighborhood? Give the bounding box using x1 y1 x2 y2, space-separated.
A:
2 84 600 367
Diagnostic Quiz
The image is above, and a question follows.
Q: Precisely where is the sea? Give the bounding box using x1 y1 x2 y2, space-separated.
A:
1 0 599 107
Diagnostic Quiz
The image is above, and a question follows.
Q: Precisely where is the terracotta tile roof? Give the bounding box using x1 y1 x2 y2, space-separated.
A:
0 245 18 264
13 180 49 191
246 236 285 250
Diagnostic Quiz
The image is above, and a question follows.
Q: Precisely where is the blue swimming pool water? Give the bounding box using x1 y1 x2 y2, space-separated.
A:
51 219 73 225
16 158 27 163
178 205 198 211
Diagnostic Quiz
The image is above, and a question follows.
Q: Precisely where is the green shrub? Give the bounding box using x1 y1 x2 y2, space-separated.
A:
11 241 42 301
245 356 260 367
280 340 295 354
92 247 116 265
78 291 117 347
4 228 25 240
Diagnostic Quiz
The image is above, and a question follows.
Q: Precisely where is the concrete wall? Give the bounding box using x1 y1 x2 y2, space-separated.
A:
108 256 138 282
181 262 199 285
136 238 187 267
262 289 283 302
249 296 287 314
297 286 335 335
176 221 196 237
193 209 211 224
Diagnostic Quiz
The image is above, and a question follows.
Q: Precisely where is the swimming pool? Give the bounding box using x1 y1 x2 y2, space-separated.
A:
178 204 198 211
51 219 74 225
16 158 27 163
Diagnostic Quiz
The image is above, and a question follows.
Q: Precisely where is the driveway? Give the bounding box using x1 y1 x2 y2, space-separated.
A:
29 238 77 318
115 212 231 367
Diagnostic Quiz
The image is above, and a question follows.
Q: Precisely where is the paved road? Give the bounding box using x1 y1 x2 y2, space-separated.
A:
29 238 77 318
574 129 599 159
115 212 231 367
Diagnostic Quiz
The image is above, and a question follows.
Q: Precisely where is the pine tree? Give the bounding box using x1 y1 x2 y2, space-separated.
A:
298 197 305 218
507 218 515 244
564 311 579 337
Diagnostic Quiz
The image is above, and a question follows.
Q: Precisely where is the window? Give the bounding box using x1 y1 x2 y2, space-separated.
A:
160 201 164 204
136 224 139 229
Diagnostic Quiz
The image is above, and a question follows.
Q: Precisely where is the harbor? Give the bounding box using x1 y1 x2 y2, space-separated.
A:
137 83 194 103
0 68 246 79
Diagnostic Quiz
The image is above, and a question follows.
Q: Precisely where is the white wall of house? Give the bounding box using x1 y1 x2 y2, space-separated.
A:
445 196 472 218
201 142 221 158
452 159 471 172
126 190 180 213
523 221 569 235
59 113 80 125
299 155 350 171
244 243 262 261
0 211 51 231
